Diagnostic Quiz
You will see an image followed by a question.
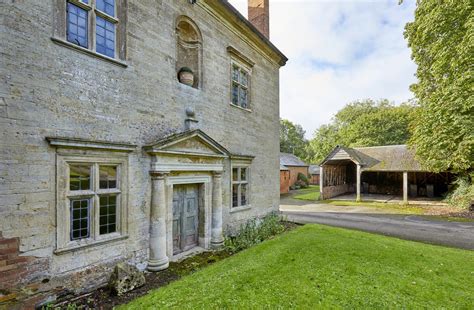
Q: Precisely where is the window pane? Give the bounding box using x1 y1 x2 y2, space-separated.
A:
240 70 248 86
99 166 117 189
232 168 239 182
232 184 239 207
241 168 247 181
67 3 88 48
69 165 91 191
239 88 248 108
99 195 118 235
232 84 239 105
232 65 240 82
241 184 247 206
96 16 115 58
97 0 115 17
70 199 90 240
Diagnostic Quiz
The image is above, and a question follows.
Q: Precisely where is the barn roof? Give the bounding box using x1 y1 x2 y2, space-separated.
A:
280 153 308 167
309 165 320 175
321 145 425 172
280 165 289 171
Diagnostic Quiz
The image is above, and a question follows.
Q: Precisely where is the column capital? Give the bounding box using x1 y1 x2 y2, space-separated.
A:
150 171 170 180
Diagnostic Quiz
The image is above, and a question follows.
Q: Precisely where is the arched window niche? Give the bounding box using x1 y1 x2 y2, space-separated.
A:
176 16 202 89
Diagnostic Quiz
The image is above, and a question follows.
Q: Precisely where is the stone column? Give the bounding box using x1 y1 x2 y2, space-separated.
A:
403 171 408 204
319 166 324 200
211 171 224 248
356 164 361 202
148 172 169 271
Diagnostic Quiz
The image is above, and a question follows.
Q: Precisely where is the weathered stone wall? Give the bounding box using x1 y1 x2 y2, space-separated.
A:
0 0 281 293
321 184 351 200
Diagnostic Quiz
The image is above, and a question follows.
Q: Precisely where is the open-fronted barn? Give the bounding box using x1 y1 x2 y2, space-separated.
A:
320 145 454 203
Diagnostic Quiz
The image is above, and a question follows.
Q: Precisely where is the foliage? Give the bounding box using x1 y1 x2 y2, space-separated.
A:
308 99 416 163
294 179 307 189
297 172 309 186
404 0 474 173
446 175 474 210
123 225 474 309
280 119 311 162
223 212 285 253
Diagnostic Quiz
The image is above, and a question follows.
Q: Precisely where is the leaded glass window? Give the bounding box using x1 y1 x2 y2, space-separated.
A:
96 0 115 17
67 3 88 48
63 0 119 59
67 162 121 242
231 64 250 109
99 195 117 235
70 199 90 240
232 167 249 207
96 16 115 57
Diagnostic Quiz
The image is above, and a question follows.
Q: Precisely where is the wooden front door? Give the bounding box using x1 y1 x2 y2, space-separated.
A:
172 184 199 254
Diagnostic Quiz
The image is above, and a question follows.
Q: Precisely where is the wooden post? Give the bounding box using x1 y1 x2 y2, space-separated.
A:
356 164 361 202
403 171 408 204
319 166 324 200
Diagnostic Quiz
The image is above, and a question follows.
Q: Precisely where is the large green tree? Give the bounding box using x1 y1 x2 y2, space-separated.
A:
404 0 474 173
280 119 310 161
308 99 416 163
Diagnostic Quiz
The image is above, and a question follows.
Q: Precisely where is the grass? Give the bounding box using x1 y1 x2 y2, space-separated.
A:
293 185 320 201
122 225 474 309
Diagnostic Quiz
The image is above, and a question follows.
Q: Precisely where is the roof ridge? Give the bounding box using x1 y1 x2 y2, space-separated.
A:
355 144 407 149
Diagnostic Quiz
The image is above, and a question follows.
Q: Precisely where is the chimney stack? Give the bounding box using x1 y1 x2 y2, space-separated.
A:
248 0 270 39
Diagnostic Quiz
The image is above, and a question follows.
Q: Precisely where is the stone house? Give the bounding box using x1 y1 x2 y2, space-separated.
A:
0 0 287 295
279 153 309 192
319 145 454 203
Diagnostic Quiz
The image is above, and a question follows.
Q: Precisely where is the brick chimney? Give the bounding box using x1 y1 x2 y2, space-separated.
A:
248 0 270 39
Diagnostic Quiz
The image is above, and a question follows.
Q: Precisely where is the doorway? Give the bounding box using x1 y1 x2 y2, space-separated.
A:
172 184 199 254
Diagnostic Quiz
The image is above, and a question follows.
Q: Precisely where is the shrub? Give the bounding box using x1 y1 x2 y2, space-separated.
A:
446 175 474 210
297 172 309 185
224 212 285 253
295 179 308 189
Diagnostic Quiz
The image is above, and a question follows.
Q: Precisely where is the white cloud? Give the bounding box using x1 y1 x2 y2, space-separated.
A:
229 0 418 138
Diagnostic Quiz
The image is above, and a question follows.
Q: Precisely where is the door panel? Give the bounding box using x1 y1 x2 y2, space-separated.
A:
172 184 199 254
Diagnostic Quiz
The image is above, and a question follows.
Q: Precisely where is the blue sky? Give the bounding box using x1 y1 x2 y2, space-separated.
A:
228 0 418 138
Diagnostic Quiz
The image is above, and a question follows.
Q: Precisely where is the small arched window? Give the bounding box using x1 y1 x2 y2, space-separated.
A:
176 16 202 89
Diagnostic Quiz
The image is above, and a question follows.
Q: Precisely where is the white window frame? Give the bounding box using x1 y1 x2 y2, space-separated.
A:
55 152 129 253
230 60 252 111
231 165 250 211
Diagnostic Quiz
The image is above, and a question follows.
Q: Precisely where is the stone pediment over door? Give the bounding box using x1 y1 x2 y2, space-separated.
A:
144 129 229 172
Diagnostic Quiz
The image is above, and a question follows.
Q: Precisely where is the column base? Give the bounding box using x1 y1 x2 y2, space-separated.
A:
211 240 224 249
147 257 169 272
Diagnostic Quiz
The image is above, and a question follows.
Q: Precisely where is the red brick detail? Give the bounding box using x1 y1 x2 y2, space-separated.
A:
0 232 48 291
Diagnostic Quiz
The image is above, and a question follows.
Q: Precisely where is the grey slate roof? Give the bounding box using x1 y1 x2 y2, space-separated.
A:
309 165 320 175
280 165 289 171
280 153 308 167
322 145 425 172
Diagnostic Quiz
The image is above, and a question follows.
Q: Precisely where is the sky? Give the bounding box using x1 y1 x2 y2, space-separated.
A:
228 0 418 138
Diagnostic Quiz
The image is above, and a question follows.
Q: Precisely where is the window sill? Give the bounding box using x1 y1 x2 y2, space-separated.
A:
51 37 128 68
54 234 128 255
230 205 251 213
230 103 252 113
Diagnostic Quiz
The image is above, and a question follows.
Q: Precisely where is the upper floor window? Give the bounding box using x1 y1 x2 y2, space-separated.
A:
66 0 118 58
231 63 250 109
52 0 126 65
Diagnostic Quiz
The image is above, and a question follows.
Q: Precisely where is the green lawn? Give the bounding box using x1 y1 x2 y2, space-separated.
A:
293 185 320 201
122 225 474 309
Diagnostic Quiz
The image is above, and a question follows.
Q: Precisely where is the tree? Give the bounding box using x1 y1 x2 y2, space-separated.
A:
280 119 309 161
308 99 416 163
404 0 474 173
